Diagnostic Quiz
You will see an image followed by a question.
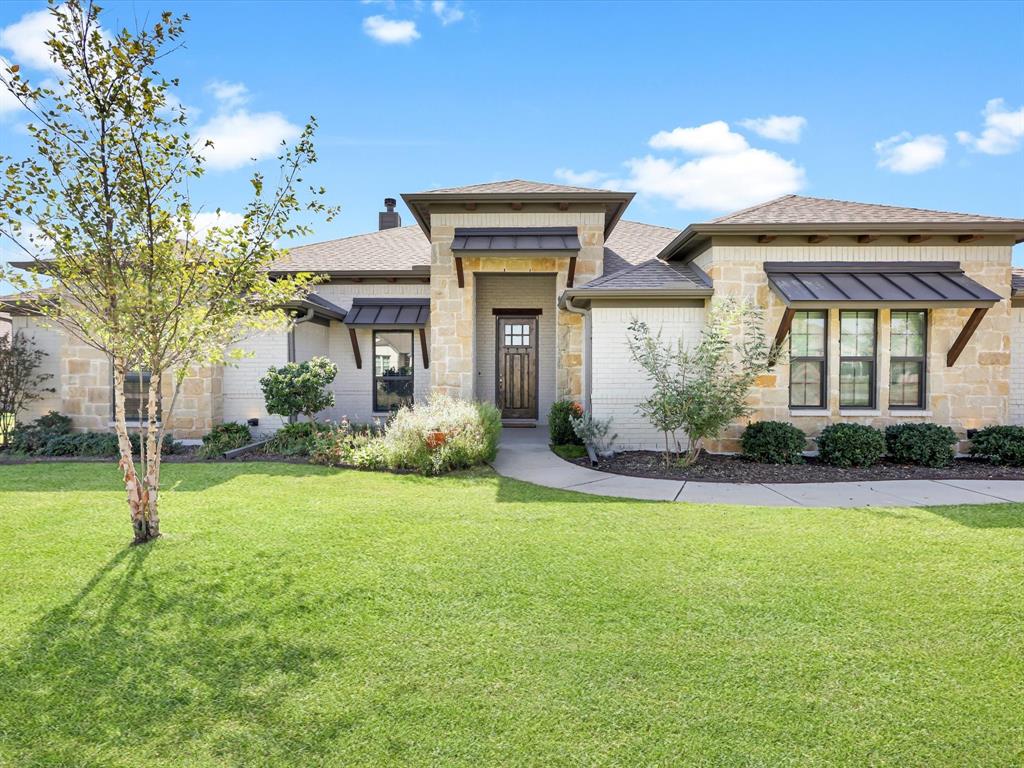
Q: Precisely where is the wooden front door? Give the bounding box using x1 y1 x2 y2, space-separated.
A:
496 315 538 419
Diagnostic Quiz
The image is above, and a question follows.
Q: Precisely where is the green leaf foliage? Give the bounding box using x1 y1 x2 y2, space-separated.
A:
741 421 807 464
259 357 338 421
885 423 958 468
817 423 886 468
969 425 1024 467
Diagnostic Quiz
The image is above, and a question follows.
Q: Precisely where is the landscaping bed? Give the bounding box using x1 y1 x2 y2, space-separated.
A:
572 450 1024 483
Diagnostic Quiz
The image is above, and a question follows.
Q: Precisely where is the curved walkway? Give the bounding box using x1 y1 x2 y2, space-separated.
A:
492 428 1024 507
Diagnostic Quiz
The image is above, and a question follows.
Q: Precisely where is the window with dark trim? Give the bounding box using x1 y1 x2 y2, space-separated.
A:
373 330 414 412
890 310 927 409
789 310 828 408
112 368 159 422
839 310 877 409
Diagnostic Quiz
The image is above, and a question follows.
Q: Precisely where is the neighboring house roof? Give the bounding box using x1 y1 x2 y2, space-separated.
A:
401 179 634 239
561 259 712 308
659 195 1024 261
270 225 431 276
764 261 1002 308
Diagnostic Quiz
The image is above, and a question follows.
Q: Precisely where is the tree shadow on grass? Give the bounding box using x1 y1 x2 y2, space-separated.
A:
922 503 1024 529
0 543 353 766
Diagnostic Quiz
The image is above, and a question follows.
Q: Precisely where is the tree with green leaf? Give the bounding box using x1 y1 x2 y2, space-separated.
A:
628 298 778 466
0 1 333 543
260 356 338 422
0 332 55 446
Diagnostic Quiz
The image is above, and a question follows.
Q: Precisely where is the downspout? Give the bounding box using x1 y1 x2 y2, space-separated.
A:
286 308 315 424
562 294 592 412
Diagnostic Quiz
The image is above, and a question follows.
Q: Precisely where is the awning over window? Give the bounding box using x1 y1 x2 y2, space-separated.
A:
344 298 430 327
451 227 581 252
764 261 1001 308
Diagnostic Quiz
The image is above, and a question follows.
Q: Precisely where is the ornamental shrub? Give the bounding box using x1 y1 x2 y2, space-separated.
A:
354 394 502 475
22 429 176 457
817 423 886 468
264 421 330 457
549 400 583 446
885 423 957 467
969 425 1024 467
741 421 807 464
199 422 252 458
570 411 617 457
7 411 73 454
260 356 337 421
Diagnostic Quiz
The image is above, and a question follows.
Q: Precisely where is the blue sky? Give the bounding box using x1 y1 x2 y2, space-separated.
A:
1 0 1022 262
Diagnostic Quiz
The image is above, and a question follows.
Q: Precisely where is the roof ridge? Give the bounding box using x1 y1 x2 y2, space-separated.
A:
709 194 798 223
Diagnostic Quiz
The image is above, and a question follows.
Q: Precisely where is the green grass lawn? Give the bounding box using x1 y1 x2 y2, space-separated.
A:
0 463 1021 767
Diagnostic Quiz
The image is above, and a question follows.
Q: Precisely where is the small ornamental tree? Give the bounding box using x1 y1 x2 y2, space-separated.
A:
0 332 55 445
0 2 334 543
628 298 777 466
260 356 337 422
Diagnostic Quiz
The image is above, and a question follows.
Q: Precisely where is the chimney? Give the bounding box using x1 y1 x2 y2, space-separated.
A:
378 197 401 230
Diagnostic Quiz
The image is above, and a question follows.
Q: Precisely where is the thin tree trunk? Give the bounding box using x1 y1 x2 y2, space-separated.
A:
142 370 162 540
113 362 153 543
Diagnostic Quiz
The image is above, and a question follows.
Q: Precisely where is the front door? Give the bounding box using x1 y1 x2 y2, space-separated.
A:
496 315 538 419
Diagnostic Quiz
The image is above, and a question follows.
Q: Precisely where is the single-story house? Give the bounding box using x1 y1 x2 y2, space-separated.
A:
6 180 1024 451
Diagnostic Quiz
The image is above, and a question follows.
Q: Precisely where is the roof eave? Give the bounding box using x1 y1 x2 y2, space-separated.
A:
559 286 712 309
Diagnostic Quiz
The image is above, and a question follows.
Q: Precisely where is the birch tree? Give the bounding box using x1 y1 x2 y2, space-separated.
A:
0 1 332 543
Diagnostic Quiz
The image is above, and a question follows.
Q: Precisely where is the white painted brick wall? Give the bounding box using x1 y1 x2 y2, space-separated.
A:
590 305 706 451
223 330 289 435
1012 307 1024 425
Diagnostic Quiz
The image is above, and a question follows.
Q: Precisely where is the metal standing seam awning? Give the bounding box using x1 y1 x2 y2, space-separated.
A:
449 227 582 288
343 297 430 370
764 262 1003 367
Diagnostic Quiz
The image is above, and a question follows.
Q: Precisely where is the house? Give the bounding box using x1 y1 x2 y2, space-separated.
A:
5 180 1024 451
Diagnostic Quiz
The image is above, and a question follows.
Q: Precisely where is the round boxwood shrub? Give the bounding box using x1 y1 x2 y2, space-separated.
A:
885 423 957 467
969 425 1024 467
548 400 583 446
741 421 806 464
817 423 886 468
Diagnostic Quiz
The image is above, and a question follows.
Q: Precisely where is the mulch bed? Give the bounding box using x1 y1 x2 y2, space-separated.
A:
572 450 1024 484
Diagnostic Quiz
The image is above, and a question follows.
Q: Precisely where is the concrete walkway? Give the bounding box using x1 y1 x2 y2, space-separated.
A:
492 428 1024 508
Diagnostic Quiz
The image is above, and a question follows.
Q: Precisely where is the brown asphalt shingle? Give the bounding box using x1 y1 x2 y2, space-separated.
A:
574 259 711 293
1013 268 1024 298
711 194 1022 225
415 179 622 195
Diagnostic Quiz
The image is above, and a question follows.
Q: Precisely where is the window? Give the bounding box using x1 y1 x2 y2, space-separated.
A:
890 310 927 409
839 310 876 408
503 323 531 347
789 310 827 408
373 330 414 411
113 368 159 422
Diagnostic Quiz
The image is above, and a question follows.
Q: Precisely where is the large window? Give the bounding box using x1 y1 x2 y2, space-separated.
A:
789 310 827 408
373 330 414 412
839 311 877 408
890 310 927 409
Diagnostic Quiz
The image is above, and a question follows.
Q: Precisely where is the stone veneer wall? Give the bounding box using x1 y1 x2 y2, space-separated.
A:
1012 305 1024 425
698 235 1014 452
428 207 606 407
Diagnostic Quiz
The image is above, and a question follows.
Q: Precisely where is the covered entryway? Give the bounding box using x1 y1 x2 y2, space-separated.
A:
474 273 557 424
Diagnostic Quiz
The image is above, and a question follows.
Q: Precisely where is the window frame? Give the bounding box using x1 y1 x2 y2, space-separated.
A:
838 309 878 410
111 367 159 424
889 309 928 410
372 329 415 413
788 309 829 410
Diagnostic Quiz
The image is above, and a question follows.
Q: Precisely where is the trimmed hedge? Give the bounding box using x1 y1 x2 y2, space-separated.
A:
741 421 806 464
548 400 584 446
969 425 1024 467
817 423 886 468
885 423 957 467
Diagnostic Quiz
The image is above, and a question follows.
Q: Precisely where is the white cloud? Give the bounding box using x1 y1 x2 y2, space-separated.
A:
875 132 947 174
553 168 609 186
648 120 749 155
432 1 465 25
0 9 58 73
196 110 301 171
205 80 249 110
608 149 806 211
739 115 807 143
191 211 244 239
363 15 420 44
956 98 1024 155
0 56 26 118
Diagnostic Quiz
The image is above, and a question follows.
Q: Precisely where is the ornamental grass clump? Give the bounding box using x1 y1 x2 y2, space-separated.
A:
358 394 501 475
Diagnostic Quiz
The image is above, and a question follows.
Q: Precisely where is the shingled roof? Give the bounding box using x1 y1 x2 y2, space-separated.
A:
1013 268 1024 301
712 195 1023 225
562 258 712 308
417 179 616 195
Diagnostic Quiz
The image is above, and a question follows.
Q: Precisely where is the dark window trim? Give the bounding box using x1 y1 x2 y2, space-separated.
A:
372 329 414 413
839 309 878 410
889 309 928 410
491 308 543 316
789 309 828 409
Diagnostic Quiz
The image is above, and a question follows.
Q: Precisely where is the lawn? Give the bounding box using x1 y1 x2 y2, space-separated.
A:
0 463 1021 767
